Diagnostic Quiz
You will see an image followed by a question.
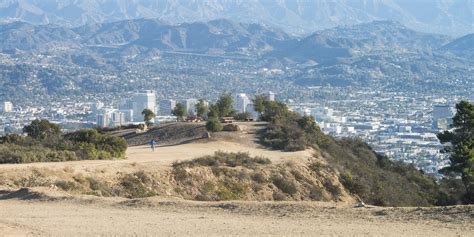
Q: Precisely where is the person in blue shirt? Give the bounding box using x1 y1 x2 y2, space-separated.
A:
149 139 157 152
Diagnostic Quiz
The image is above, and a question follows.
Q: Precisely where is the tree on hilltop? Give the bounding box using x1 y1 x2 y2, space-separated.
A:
253 95 265 118
195 99 208 118
172 103 186 121
438 100 474 204
216 93 234 117
23 119 61 140
141 108 156 126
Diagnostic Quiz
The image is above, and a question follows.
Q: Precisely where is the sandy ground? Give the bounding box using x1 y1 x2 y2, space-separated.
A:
0 132 473 236
0 192 472 237
0 140 314 174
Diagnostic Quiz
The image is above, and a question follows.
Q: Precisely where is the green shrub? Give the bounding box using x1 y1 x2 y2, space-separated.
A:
217 178 246 200
309 187 323 200
323 180 341 197
55 180 80 192
321 138 441 206
173 151 271 169
206 117 223 132
87 177 114 197
260 100 324 151
119 172 155 198
234 112 252 121
251 171 267 183
0 121 127 164
14 170 50 187
272 175 297 195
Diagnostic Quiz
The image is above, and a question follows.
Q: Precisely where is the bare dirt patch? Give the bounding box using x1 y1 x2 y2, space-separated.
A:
0 188 472 236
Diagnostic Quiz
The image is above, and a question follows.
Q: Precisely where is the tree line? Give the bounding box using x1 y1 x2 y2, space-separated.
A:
171 93 252 132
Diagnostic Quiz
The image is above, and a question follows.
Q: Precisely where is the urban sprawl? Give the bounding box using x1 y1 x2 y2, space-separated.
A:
0 91 456 177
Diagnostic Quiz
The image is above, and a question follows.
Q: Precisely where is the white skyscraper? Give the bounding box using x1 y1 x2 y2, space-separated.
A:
118 109 134 122
118 98 133 110
111 111 126 127
265 91 276 101
2 101 13 113
97 113 111 128
132 90 156 122
234 93 250 113
181 99 198 116
246 103 259 120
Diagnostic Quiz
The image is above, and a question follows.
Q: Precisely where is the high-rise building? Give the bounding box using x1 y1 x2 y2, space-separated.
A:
433 105 454 120
159 99 176 116
234 93 250 113
432 105 454 130
311 107 336 122
118 109 134 123
181 99 198 116
118 98 133 111
2 101 13 113
111 111 126 127
132 90 156 122
246 103 259 120
264 91 276 101
96 113 111 128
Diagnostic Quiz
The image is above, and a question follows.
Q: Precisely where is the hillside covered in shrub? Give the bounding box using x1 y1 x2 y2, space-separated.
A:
0 119 127 163
257 98 454 206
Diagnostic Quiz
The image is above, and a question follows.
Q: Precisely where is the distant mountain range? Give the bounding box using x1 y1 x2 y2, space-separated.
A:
442 33 474 58
0 18 472 104
1 18 468 65
0 0 472 37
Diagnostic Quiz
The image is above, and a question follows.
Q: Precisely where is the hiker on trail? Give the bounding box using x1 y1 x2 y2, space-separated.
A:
149 139 157 152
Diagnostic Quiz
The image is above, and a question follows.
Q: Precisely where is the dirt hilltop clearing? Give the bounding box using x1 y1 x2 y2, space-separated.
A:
0 122 473 236
0 122 313 172
0 188 472 236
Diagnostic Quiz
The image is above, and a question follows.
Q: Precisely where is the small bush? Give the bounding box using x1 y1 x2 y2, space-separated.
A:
87 177 114 197
201 181 216 195
340 172 367 196
251 171 267 183
195 194 213 201
308 162 325 172
173 151 271 169
216 179 246 200
272 175 297 195
309 186 323 200
119 173 155 198
206 118 223 132
14 170 51 187
323 180 341 197
273 191 287 201
55 180 80 192
234 112 252 121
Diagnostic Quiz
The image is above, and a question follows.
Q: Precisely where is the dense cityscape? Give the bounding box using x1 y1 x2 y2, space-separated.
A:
0 85 465 176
